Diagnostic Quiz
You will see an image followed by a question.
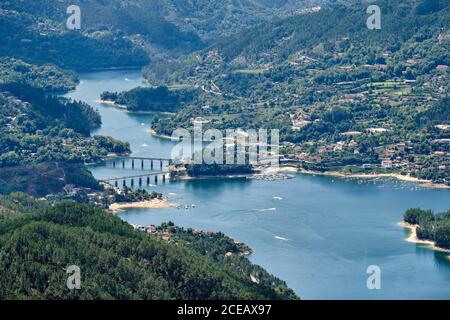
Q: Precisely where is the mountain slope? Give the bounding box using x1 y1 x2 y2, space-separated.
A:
2 0 326 43
0 0 328 68
147 0 449 184
146 0 449 84
0 200 298 300
0 7 150 69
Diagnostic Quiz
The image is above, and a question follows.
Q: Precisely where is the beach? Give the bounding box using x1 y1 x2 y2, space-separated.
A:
235 166 448 189
97 100 176 115
399 221 450 254
298 169 450 189
96 99 127 110
71 68 450 300
148 128 177 140
109 198 171 213
263 166 299 174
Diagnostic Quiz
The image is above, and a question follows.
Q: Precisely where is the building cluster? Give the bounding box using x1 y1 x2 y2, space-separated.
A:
282 136 449 183
132 224 172 242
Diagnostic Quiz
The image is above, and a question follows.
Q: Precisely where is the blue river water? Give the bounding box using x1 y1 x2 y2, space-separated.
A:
66 70 450 300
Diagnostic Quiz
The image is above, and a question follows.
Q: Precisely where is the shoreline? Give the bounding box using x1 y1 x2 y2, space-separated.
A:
399 221 450 254
96 99 127 110
109 198 171 213
148 128 177 140
297 168 450 189
176 174 252 181
96 100 176 115
77 66 143 72
262 166 299 174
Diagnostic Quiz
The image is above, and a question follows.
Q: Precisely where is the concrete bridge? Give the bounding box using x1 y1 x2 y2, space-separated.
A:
99 156 173 188
103 156 172 171
99 171 170 189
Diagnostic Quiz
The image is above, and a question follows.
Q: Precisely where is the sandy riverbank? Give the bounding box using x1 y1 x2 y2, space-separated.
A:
97 100 175 115
263 166 298 174
399 221 450 254
109 198 171 213
96 99 127 109
148 128 177 140
298 169 450 189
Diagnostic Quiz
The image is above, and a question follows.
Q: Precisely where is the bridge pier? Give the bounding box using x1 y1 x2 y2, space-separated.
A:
103 157 172 189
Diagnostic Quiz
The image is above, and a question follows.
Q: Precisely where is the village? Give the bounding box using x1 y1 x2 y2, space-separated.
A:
130 222 254 258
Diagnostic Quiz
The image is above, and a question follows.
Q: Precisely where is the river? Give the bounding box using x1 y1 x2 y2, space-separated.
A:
66 70 450 300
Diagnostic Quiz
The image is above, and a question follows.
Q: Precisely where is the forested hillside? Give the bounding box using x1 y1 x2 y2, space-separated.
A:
0 0 325 69
148 0 450 184
0 58 78 93
0 198 297 300
404 208 450 249
0 0 311 300
0 4 149 69
0 0 447 300
100 86 199 112
0 67 130 196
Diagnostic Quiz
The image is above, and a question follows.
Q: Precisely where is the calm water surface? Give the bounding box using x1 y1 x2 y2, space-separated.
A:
67 70 450 300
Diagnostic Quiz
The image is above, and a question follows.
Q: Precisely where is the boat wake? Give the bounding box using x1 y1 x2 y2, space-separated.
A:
275 236 289 241
253 208 277 212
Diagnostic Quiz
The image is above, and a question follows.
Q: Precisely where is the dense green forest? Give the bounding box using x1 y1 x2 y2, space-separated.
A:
185 164 254 177
0 58 78 93
2 0 325 43
0 0 448 300
0 163 102 197
0 198 298 300
0 5 149 70
114 188 163 204
404 208 450 249
1 82 101 134
0 81 130 161
0 66 130 196
0 0 320 68
147 0 449 184
100 86 198 112
0 74 298 298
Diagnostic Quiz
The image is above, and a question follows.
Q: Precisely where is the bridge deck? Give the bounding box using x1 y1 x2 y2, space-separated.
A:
100 171 169 182
104 156 172 161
